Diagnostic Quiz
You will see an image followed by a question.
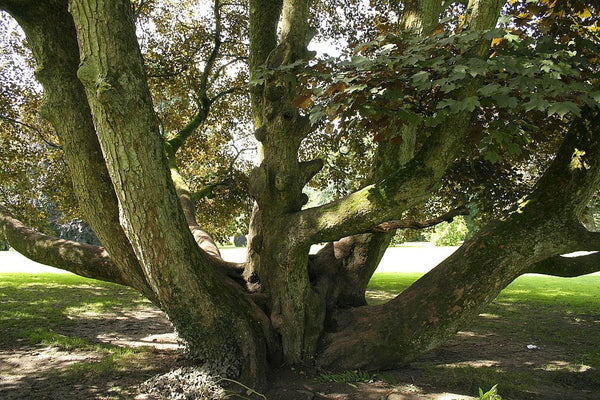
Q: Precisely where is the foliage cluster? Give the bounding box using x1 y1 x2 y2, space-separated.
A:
0 0 257 243
3 0 599 241
426 215 470 246
283 0 600 227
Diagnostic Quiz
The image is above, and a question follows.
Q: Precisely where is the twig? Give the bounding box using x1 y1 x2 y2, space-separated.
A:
0 115 62 149
216 377 267 399
373 205 469 233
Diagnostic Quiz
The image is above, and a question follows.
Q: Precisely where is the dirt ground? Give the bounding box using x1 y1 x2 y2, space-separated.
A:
1 305 598 400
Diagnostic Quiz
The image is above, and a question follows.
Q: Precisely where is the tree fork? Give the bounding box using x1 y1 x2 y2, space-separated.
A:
316 110 600 370
0 0 151 297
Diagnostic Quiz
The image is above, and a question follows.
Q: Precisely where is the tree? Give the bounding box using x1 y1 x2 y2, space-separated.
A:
0 0 599 387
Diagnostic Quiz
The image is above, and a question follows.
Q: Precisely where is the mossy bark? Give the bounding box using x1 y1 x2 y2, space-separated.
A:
316 110 600 369
2 0 152 298
4 0 600 387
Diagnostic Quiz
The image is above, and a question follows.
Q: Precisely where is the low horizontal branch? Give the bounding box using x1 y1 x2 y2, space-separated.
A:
528 252 600 277
0 203 128 286
372 205 469 233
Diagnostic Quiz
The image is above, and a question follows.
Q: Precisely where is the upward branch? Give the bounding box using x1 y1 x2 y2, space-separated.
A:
292 0 506 245
294 107 475 244
1 0 147 288
166 0 224 155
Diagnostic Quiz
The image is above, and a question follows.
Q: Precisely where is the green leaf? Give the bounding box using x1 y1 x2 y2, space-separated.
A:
465 58 489 78
412 70 430 83
478 83 502 97
449 65 468 81
484 150 503 163
248 77 265 86
491 94 518 108
395 108 420 124
547 101 580 118
523 95 549 112
438 97 480 113
460 96 481 112
346 84 368 94
309 105 325 125
440 83 457 93
437 99 459 111
424 112 445 127
504 32 521 43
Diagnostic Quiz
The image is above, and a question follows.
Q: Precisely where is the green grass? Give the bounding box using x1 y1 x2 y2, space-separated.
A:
1 271 599 398
315 369 397 387
365 272 600 398
0 273 150 347
0 273 153 366
0 273 168 399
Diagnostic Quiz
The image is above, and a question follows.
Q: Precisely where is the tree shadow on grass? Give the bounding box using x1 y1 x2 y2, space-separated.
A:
0 274 182 399
0 347 179 399
399 301 600 400
1 273 599 399
0 275 177 348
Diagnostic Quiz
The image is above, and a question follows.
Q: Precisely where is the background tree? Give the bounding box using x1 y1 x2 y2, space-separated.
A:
0 0 599 387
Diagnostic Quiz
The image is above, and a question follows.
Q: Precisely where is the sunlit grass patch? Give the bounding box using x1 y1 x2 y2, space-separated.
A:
0 272 149 346
366 272 421 305
26 328 92 350
421 363 539 399
366 272 600 397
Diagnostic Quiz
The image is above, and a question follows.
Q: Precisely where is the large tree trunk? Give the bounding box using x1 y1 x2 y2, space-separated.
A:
244 0 507 367
3 0 600 388
2 0 273 386
2 0 153 299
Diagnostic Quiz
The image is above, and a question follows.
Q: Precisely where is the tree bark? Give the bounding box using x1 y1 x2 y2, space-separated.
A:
529 253 600 277
4 0 599 387
317 110 600 370
0 204 126 286
245 0 507 367
0 0 152 298
67 0 274 384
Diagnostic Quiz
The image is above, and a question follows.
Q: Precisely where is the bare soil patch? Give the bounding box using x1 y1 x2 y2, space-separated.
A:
1 267 598 399
1 303 598 399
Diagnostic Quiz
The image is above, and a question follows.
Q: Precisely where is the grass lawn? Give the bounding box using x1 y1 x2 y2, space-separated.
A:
0 271 599 399
369 273 600 399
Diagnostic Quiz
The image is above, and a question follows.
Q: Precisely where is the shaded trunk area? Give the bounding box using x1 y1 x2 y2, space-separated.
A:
2 0 600 388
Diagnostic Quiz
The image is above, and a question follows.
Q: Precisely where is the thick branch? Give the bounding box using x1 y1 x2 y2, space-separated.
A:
317 105 600 371
528 253 600 277
199 0 223 95
0 203 143 290
2 0 148 290
400 0 444 33
165 0 224 155
166 108 209 155
291 0 521 245
373 205 469 233
294 110 473 244
248 0 283 124
280 0 312 61
69 0 269 383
